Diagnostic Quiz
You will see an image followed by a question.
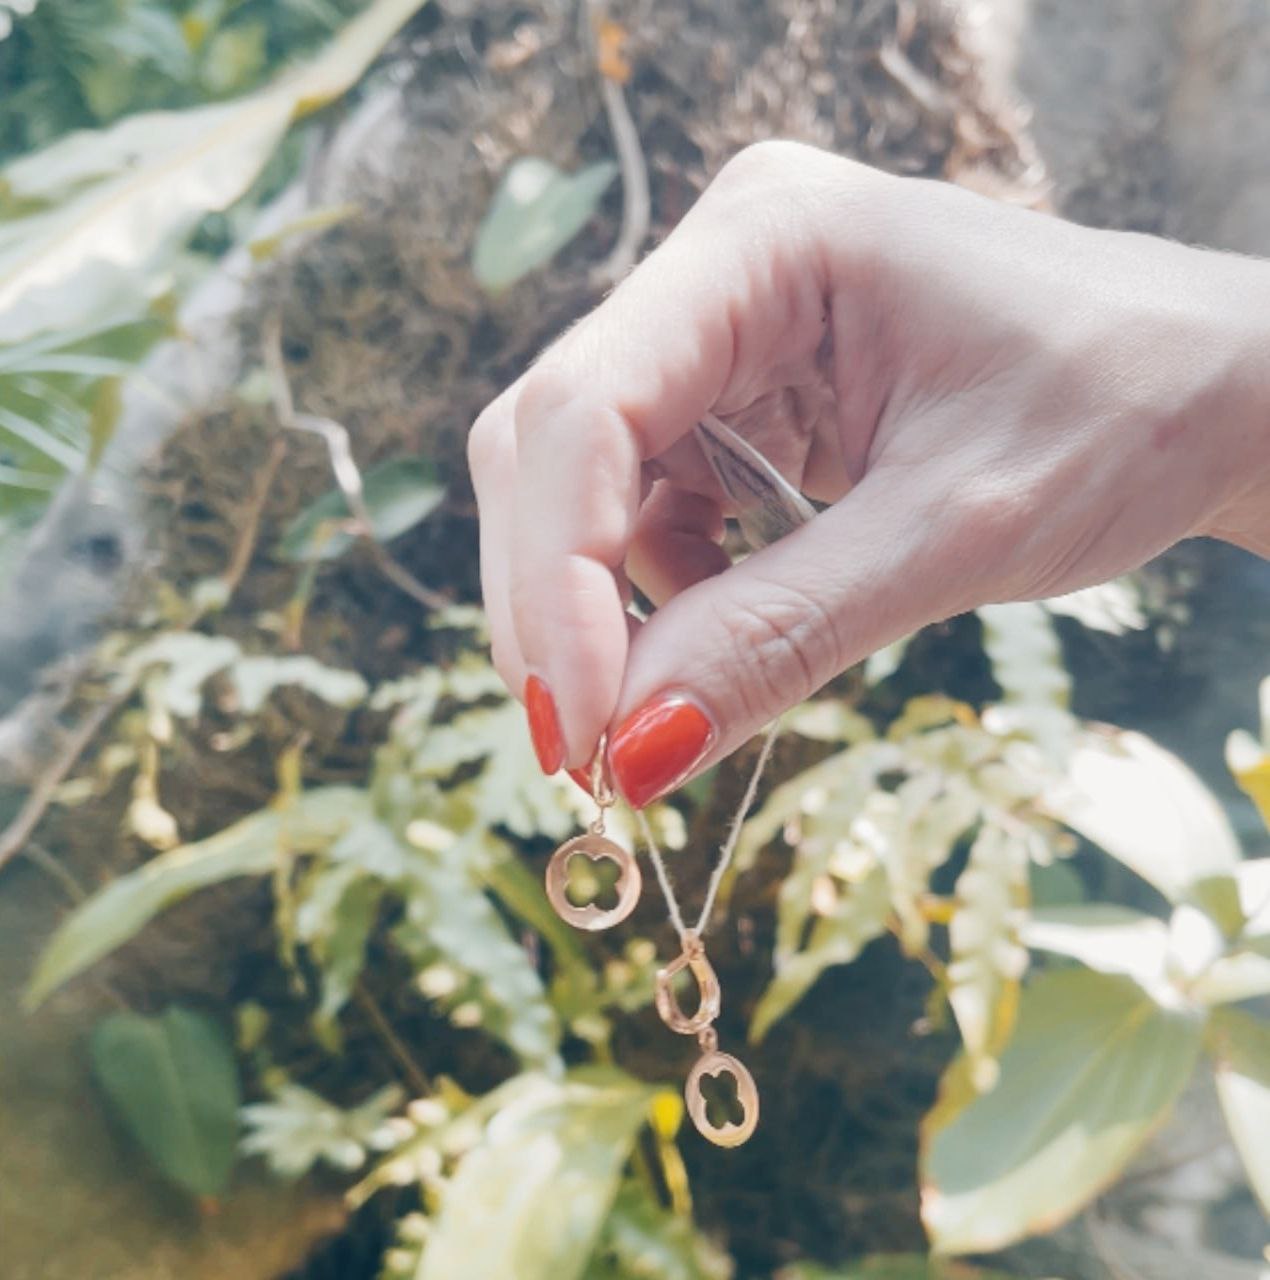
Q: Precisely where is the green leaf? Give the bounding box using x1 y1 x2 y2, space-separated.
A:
91 1007 240 1197
417 1069 654 1280
780 1257 1023 1280
26 786 370 1007
1208 1008 1270 1215
241 1080 403 1179
278 456 444 562
977 602 1073 762
0 0 430 344
946 824 1031 1092
1021 904 1170 993
473 157 617 293
1040 728 1241 905
920 968 1204 1254
230 654 368 712
587 1181 733 1280
392 833 560 1067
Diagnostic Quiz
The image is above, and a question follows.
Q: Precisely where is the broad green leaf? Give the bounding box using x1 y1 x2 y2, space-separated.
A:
946 825 1030 1092
780 1257 1024 1280
1020 904 1170 994
231 654 368 712
921 968 1204 1254
417 1069 654 1280
977 602 1073 762
124 631 243 715
1040 728 1241 905
278 456 444 562
0 0 430 344
473 157 618 293
26 786 369 1007
91 1007 240 1197
1189 948 1270 1006
586 1182 733 1280
241 1080 403 1179
1208 1008 1270 1214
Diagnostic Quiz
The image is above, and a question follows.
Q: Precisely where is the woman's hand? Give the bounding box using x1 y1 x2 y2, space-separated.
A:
468 141 1270 807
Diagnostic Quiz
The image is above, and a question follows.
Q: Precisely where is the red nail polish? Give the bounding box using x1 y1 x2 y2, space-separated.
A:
524 675 564 774
608 694 716 809
566 766 593 795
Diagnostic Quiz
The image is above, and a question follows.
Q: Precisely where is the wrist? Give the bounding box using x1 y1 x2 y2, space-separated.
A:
1189 251 1270 556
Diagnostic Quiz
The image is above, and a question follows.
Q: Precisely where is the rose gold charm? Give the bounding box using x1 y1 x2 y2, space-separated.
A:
654 931 722 1035
685 1028 760 1148
545 833 642 930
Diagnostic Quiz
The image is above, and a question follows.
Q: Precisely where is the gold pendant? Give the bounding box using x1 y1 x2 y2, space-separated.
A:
653 931 721 1034
545 746 641 931
545 832 642 930
655 933 759 1148
685 1028 760 1149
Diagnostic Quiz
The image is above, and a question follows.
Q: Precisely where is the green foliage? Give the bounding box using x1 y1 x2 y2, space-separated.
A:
91 1006 241 1197
278 456 445 562
1208 1008 1270 1215
587 1183 733 1280
410 1069 654 1280
920 969 1204 1254
1226 674 1270 831
241 1079 404 1178
781 1258 1023 1280
473 157 618 293
0 0 370 163
27 786 370 1007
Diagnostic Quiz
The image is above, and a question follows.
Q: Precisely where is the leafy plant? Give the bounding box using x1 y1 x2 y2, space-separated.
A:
473 156 618 293
91 1006 241 1198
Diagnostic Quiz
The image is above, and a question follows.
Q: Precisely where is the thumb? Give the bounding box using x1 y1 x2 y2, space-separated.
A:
604 466 979 808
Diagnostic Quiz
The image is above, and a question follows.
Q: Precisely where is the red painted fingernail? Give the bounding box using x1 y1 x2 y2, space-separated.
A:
607 694 716 809
566 765 593 795
524 675 564 774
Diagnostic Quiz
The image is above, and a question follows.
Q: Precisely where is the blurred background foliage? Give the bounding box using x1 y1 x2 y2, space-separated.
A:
1 2 1268 1279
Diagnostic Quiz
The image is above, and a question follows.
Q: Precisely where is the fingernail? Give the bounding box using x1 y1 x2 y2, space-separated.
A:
607 694 716 809
524 675 564 774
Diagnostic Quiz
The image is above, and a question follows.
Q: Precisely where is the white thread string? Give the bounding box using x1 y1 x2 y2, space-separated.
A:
636 719 781 944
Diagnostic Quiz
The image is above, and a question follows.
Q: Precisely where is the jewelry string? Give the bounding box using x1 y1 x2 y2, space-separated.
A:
634 718 781 945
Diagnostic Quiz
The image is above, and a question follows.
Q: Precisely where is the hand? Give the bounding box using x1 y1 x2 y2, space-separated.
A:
469 141 1270 808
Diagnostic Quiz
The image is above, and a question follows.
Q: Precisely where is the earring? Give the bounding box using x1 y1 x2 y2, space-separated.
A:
545 747 642 931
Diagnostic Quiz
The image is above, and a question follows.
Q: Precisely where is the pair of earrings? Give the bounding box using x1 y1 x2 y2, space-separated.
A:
544 758 759 1149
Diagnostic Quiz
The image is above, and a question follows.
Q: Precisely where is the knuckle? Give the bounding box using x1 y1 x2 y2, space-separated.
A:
724 581 845 722
715 140 813 191
513 364 575 443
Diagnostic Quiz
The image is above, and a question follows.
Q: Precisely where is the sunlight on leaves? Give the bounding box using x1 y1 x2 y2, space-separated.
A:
1208 1008 1270 1215
416 1069 653 1280
921 969 1203 1254
26 786 370 1007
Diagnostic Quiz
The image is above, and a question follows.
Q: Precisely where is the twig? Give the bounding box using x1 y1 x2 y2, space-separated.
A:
0 690 129 877
222 435 288 598
353 981 432 1098
588 8 650 285
263 319 450 611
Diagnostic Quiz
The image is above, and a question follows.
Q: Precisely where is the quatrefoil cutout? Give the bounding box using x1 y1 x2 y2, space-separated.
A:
686 1051 759 1148
545 834 641 930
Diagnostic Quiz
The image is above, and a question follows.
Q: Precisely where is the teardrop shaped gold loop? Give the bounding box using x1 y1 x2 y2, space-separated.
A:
654 932 721 1035
545 834 642 931
685 1050 759 1148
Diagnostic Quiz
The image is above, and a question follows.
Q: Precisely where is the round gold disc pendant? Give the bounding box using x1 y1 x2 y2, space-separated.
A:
545 834 642 931
685 1049 760 1148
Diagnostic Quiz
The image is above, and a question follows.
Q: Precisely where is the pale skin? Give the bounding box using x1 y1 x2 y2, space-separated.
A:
469 141 1270 807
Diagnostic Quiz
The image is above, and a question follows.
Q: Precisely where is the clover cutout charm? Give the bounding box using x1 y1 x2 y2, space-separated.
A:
545 833 642 930
686 1046 760 1148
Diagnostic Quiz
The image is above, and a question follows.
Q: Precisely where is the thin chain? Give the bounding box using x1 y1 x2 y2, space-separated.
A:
636 719 780 944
